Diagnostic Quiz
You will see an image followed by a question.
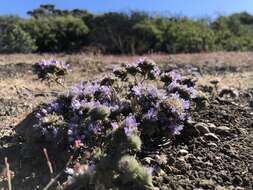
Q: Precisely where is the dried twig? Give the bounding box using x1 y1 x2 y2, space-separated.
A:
42 155 74 190
43 148 54 178
4 157 12 190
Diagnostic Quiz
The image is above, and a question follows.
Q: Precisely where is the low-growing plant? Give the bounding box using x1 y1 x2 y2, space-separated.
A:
34 58 70 85
22 58 197 189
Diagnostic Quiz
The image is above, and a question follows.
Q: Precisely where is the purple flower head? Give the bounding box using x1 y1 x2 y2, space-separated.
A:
87 122 102 134
181 99 190 110
132 86 142 96
85 83 99 95
147 86 158 98
124 126 135 137
170 71 182 82
179 112 187 121
38 58 69 71
70 82 84 96
123 115 139 137
167 81 178 91
83 100 101 110
143 108 157 120
50 102 60 111
111 122 119 130
187 86 197 98
99 86 110 96
124 115 139 128
71 99 81 110
168 124 183 135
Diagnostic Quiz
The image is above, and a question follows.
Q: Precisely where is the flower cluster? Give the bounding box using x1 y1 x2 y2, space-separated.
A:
34 58 70 82
23 58 197 189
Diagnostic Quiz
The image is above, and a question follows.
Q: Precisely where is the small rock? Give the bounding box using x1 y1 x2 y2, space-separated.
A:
155 166 166 176
204 133 220 141
208 142 218 148
207 123 216 132
142 157 153 164
233 175 243 186
215 126 231 136
158 154 168 165
178 149 188 156
215 185 227 190
198 179 215 189
194 122 210 135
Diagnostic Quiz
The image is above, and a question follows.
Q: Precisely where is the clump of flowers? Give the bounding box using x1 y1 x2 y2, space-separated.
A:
21 58 197 189
34 58 70 84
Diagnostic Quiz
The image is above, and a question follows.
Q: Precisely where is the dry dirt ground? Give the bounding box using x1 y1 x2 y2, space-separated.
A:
0 52 252 190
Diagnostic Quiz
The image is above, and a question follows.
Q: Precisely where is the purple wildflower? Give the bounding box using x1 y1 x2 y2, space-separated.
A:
124 127 135 137
182 99 190 110
50 102 60 111
179 112 187 121
70 82 84 96
147 86 158 98
99 86 110 96
71 99 81 110
167 81 178 91
124 115 139 128
143 108 157 120
132 86 142 96
87 122 102 134
168 124 183 135
123 115 139 137
170 71 182 82
111 122 119 130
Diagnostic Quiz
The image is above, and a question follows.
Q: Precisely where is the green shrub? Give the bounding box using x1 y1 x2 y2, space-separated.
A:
0 17 37 53
162 18 215 53
22 15 89 52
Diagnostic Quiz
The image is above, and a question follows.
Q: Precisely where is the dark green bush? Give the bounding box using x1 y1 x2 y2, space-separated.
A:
162 18 215 53
22 15 89 52
0 17 36 53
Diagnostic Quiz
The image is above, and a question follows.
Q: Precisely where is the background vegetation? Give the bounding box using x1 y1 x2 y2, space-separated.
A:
1 4 253 54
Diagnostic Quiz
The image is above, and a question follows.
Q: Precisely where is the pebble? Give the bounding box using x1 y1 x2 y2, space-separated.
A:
207 123 216 132
208 142 218 148
142 157 153 164
178 149 189 156
198 179 215 189
233 175 243 186
204 133 220 141
194 122 210 135
215 126 231 136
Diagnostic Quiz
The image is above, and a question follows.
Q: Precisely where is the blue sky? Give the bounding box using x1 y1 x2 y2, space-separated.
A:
1 0 253 18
